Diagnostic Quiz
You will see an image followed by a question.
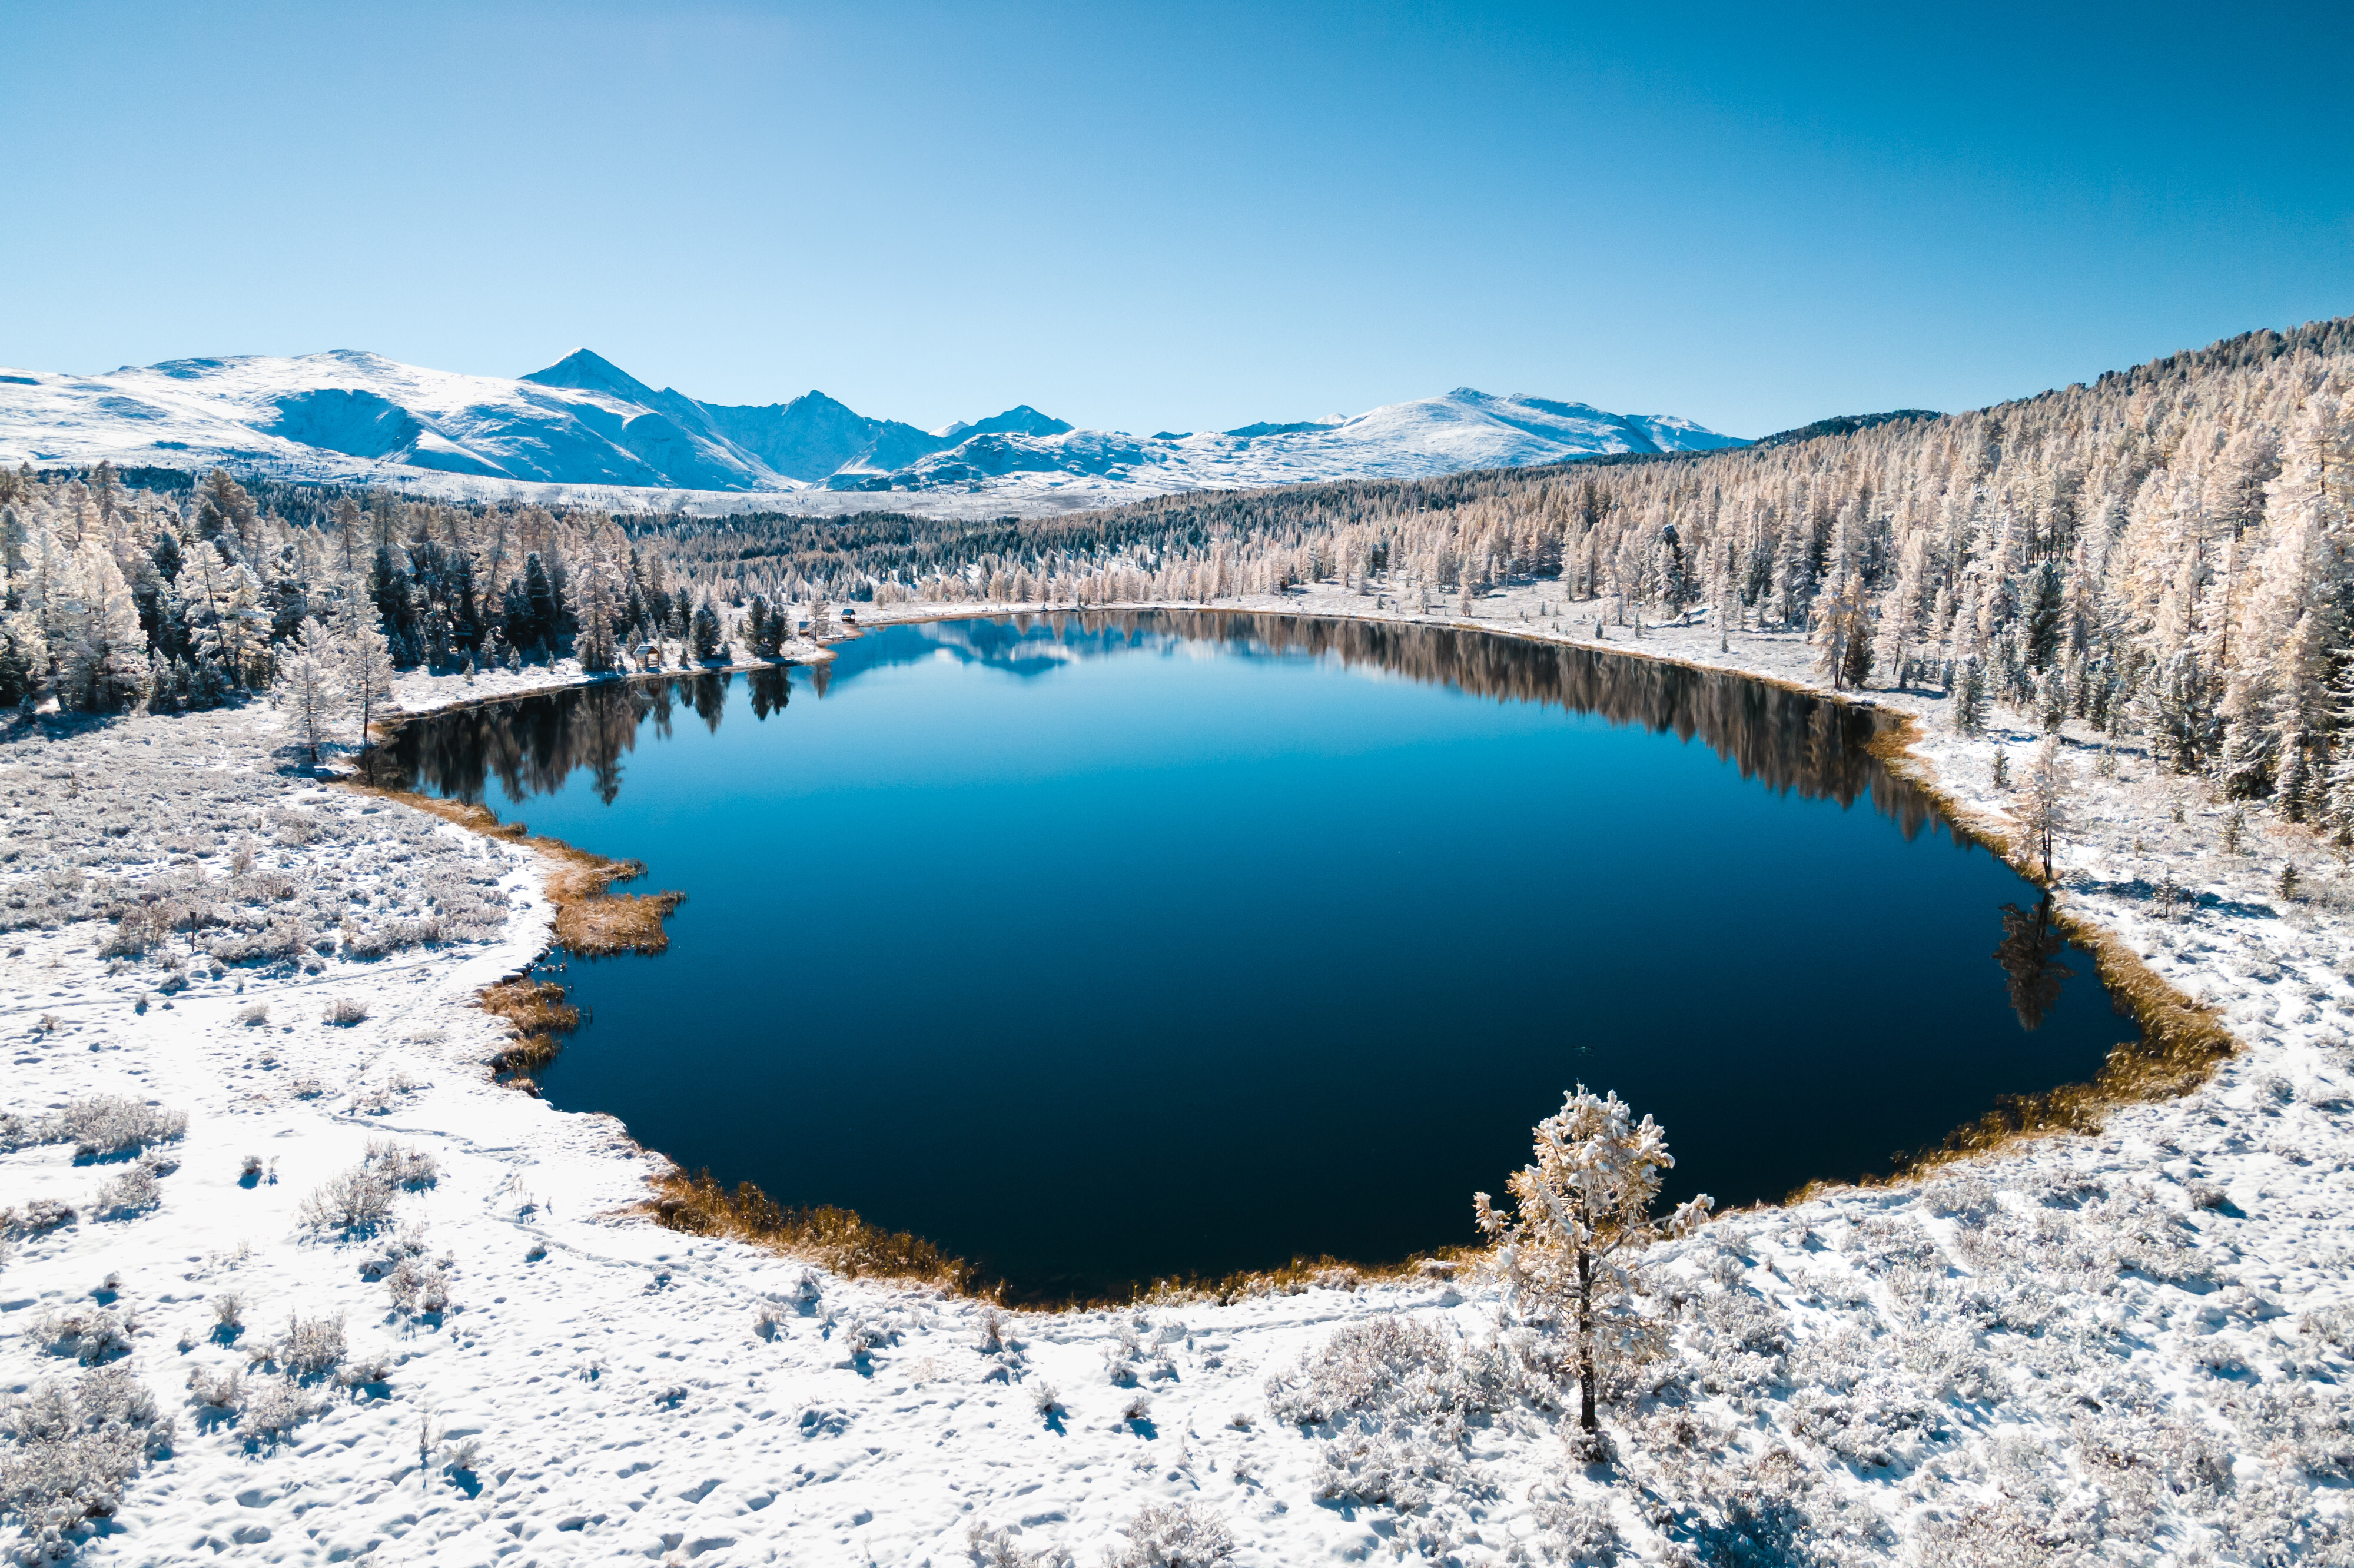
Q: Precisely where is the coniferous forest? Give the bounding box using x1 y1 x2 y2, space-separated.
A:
8 316 2347 825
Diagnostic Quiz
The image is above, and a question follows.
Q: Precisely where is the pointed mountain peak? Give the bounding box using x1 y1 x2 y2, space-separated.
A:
951 405 1073 442
522 349 660 403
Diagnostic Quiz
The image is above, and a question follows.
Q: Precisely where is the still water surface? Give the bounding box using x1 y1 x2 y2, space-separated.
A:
384 612 2133 1299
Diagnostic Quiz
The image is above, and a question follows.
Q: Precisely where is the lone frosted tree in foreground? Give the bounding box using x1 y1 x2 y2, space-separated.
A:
1475 1085 1712 1443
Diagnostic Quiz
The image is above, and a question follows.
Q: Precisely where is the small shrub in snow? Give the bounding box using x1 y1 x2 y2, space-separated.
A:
235 1001 269 1026
384 1258 451 1316
1267 1318 1472 1430
211 1293 245 1333
239 1153 263 1181
1108 1501 1235 1567
15 1198 77 1234
30 1306 135 1365
1120 1391 1153 1425
753 1301 791 1340
234 1377 317 1444
965 1520 1073 1567
2303 1304 2354 1353
39 1095 187 1160
1030 1381 1063 1420
92 1157 164 1218
270 1313 346 1377
268 808 320 846
102 901 177 956
364 1138 437 1189
1525 1496 1622 1565
299 1163 396 1233
337 1350 393 1388
322 996 368 1026
290 1077 324 1099
1 1367 174 1550
185 1364 243 1411
2189 1180 2229 1210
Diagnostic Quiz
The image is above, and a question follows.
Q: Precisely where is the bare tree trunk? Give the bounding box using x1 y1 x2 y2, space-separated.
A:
1576 1245 1597 1431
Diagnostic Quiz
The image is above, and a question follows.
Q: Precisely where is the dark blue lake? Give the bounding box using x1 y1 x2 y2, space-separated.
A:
384 612 2134 1300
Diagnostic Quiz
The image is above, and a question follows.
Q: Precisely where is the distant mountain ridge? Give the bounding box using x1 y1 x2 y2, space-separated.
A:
0 348 1747 511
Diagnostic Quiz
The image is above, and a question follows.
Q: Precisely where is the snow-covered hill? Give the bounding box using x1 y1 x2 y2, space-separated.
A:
0 349 1744 513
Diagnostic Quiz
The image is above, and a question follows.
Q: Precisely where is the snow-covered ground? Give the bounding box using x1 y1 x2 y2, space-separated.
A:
5 592 2352 1565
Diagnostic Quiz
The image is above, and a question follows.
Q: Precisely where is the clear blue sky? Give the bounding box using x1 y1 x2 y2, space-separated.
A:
6 1 2349 438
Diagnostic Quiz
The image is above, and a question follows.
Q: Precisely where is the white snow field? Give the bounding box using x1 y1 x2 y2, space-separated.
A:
0 352 1742 520
5 594 2353 1566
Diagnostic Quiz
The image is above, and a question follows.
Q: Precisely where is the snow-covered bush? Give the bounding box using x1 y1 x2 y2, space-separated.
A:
233 1377 317 1444
11 1200 76 1235
268 1313 346 1378
384 1258 450 1316
364 1138 437 1190
185 1364 243 1413
298 1164 395 1233
1 1367 173 1553
1520 1496 1622 1566
29 1306 135 1366
91 1157 164 1219
322 995 368 1026
25 1096 187 1161
1108 1501 1235 1567
964 1519 1072 1568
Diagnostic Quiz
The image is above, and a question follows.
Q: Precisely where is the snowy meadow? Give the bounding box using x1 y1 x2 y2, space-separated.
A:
0 592 2350 1564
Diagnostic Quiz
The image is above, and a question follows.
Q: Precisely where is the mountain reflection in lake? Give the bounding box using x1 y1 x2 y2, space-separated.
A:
380 612 2136 1301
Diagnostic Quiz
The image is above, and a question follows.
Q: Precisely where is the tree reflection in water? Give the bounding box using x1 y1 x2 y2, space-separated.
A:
377 611 1947 841
1992 895 2073 1030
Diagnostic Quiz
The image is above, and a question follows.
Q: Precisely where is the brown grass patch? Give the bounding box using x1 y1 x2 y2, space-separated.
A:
479 979 579 1077
340 783 684 957
645 1170 981 1294
641 1168 1480 1309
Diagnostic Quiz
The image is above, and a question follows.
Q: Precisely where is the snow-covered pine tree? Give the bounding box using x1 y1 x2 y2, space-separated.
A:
690 594 727 662
340 605 397 752
1474 1085 1712 1441
2018 735 2068 882
576 573 619 674
63 542 148 710
277 619 342 765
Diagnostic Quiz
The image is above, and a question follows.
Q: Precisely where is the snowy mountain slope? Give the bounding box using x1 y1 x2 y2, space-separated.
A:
0 350 1745 513
832 388 1748 497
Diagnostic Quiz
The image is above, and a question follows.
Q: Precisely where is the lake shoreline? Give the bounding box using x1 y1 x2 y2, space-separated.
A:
3 589 2346 1562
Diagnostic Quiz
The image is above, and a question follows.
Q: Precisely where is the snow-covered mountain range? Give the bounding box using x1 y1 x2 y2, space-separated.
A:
0 348 1745 514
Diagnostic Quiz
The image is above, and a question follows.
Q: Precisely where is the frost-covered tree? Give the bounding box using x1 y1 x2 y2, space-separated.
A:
1474 1085 1711 1439
61 542 148 710
340 604 397 750
277 618 343 765
575 572 620 675
2018 734 2068 882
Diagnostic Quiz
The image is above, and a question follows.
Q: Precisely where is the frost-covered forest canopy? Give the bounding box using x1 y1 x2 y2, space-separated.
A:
649 314 2354 808
8 315 2352 823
